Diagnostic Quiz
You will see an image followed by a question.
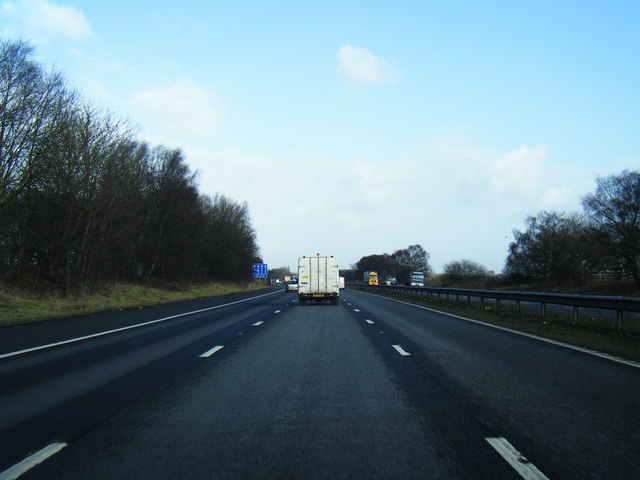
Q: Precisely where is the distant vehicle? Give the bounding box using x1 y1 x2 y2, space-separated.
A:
405 271 424 287
363 271 379 285
384 276 398 286
285 280 298 292
298 254 340 305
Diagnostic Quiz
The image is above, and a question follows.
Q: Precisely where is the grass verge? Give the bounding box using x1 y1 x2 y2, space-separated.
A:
0 282 266 328
363 289 640 363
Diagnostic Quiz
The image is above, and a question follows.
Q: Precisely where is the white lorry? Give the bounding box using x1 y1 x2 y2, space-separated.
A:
297 254 340 305
406 271 425 287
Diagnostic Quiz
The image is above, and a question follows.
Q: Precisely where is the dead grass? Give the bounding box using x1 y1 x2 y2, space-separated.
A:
0 282 266 327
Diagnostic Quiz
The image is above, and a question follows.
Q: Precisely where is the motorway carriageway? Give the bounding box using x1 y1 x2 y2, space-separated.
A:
0 287 638 479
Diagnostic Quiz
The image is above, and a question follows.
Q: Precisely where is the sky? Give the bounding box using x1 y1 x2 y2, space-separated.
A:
1 0 638 274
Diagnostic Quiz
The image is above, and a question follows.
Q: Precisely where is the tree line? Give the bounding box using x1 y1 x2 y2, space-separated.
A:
0 40 260 293
505 169 640 289
349 244 432 283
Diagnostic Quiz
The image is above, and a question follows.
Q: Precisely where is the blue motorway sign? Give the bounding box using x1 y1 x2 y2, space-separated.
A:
252 263 268 279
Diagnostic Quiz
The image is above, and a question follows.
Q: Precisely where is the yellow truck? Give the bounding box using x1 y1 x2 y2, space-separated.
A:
363 271 379 285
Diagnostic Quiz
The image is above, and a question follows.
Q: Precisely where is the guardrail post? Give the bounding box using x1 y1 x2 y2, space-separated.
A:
541 302 546 318
616 310 623 330
516 299 521 314
573 306 579 324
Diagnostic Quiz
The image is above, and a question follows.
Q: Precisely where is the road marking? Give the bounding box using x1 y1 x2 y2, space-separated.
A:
0 290 281 360
274 310 281 314
199 345 224 358
365 319 375 324
0 442 67 480
486 437 549 480
253 321 264 326
354 309 361 312
392 344 411 356
354 291 640 369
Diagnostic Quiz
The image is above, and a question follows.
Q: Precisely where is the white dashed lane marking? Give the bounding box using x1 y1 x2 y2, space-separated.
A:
392 345 411 356
486 437 549 480
199 345 224 358
0 442 67 480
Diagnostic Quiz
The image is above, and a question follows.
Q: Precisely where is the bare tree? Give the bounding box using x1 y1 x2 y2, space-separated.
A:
0 40 73 215
354 254 395 278
201 194 260 282
504 211 595 287
442 259 489 285
391 244 432 278
142 147 206 282
582 170 640 287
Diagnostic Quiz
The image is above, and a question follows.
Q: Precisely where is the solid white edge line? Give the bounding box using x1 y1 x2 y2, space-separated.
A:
199 345 224 358
353 290 640 369
0 442 67 480
486 437 549 480
0 290 281 360
392 344 411 356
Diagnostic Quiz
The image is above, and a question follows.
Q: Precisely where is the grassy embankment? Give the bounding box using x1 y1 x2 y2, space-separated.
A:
365 287 640 363
0 282 266 328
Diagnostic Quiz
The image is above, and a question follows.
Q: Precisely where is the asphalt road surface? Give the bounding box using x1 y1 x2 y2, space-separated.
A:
1 287 638 479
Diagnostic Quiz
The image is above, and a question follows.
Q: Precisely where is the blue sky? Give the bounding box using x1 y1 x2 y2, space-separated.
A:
1 0 638 273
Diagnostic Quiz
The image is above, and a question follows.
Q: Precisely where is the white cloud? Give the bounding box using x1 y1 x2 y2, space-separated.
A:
337 44 399 85
0 0 91 41
490 144 546 195
394 138 604 271
353 161 407 205
538 186 574 210
131 78 224 145
183 146 411 269
181 136 603 274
